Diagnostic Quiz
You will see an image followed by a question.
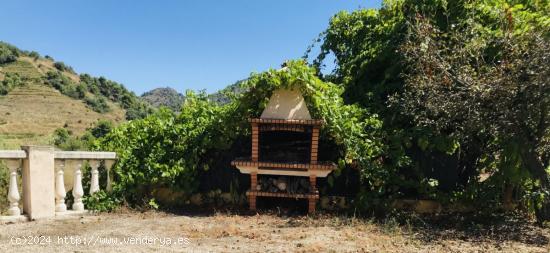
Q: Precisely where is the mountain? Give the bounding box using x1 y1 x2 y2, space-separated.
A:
141 87 185 111
207 79 246 105
140 80 245 110
0 41 152 149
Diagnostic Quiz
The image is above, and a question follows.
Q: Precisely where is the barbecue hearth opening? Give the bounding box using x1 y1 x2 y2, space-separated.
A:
259 130 311 163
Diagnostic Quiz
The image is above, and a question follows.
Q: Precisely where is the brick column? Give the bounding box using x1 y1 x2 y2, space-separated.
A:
308 174 318 214
308 198 316 214
249 172 257 211
250 172 257 190
251 123 259 162
249 195 257 211
310 126 319 164
309 174 317 192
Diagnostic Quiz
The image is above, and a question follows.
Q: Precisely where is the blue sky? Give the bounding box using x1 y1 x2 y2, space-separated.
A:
0 1 381 95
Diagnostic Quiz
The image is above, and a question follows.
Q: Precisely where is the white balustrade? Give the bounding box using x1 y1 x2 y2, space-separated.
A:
89 160 100 195
6 159 21 216
54 160 67 212
72 162 85 211
1 148 116 220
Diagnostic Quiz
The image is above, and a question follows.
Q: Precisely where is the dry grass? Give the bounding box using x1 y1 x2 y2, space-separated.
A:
0 210 548 252
0 59 125 149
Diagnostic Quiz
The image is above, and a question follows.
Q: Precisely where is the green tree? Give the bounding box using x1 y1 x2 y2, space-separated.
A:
312 0 549 217
394 15 549 221
90 120 113 138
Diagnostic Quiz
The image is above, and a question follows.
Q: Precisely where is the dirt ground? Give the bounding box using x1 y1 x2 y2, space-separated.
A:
0 209 548 253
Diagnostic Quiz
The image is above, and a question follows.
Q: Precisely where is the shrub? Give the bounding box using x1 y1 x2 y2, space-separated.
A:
79 73 153 119
53 128 70 146
84 190 121 212
0 164 9 212
90 120 113 138
75 83 87 99
0 42 20 64
45 71 87 99
28 51 40 60
84 96 110 113
0 73 23 95
53 61 75 73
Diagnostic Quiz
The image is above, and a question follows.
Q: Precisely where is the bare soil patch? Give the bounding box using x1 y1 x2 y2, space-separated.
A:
0 209 548 252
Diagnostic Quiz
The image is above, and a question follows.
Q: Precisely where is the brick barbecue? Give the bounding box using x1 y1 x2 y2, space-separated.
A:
231 89 336 213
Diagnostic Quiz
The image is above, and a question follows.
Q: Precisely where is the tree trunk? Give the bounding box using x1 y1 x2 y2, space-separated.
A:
521 147 550 224
503 182 515 211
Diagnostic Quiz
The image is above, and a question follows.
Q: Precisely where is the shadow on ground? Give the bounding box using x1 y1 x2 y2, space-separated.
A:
161 205 549 248
389 211 549 247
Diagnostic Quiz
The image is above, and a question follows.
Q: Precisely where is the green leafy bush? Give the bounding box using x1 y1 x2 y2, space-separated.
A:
84 96 110 113
53 120 114 151
28 51 40 60
84 190 121 212
0 41 20 64
53 128 71 146
0 73 23 95
53 61 75 73
90 120 113 138
0 164 9 212
45 71 80 98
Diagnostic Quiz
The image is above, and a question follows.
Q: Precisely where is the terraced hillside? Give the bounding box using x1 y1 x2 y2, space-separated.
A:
0 83 125 149
0 53 128 149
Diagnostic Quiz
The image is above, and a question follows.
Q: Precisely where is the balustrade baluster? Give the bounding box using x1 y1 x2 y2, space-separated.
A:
105 160 114 192
89 160 100 194
72 162 84 211
6 159 21 216
55 160 67 212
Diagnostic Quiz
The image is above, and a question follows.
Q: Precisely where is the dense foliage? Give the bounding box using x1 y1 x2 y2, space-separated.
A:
53 61 75 73
394 14 549 220
53 120 115 151
0 73 23 95
42 69 152 117
79 74 153 119
2 0 539 223
91 1 550 222
0 42 20 64
45 71 87 99
96 61 399 208
309 0 549 220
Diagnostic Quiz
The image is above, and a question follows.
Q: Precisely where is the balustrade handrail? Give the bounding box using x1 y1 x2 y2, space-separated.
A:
54 151 116 160
0 150 117 159
0 150 27 159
